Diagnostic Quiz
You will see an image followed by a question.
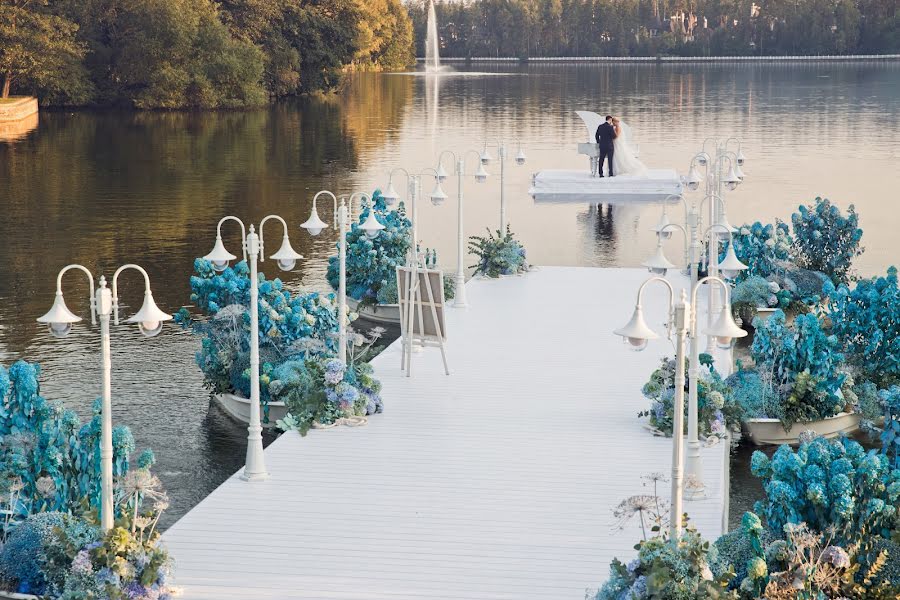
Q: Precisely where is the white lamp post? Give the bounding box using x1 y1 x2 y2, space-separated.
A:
643 216 748 495
301 191 383 365
615 276 744 537
37 263 172 531
204 215 303 482
481 140 525 232
435 149 489 308
383 168 446 269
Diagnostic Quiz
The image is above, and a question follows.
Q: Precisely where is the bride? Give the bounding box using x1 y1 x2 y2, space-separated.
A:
612 117 647 176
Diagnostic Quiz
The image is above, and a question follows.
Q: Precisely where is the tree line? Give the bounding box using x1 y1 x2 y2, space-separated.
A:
408 0 898 58
0 0 414 107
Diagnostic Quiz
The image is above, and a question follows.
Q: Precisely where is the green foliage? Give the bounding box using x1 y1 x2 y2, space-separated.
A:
725 363 783 421
826 266 900 388
708 526 775 588
639 355 743 439
0 0 92 103
791 197 864 286
728 222 793 284
468 226 529 278
749 311 846 429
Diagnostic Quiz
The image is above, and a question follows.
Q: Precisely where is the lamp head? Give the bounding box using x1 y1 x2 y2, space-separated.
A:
430 181 448 206
515 148 526 165
734 164 746 181
703 305 747 349
724 167 740 190
127 292 172 338
642 244 676 277
736 150 746 166
204 236 237 272
475 162 489 183
686 166 703 191
716 213 737 240
37 292 82 338
651 212 673 241
382 182 400 206
360 211 385 240
697 153 708 167
718 243 748 279
614 305 659 352
480 147 493 165
269 236 303 272
301 207 329 237
435 163 448 183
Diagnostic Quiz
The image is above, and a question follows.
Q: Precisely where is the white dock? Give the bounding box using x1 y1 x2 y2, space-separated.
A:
529 169 683 203
162 267 728 599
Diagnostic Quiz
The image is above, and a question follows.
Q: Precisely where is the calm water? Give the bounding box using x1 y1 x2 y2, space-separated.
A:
1 63 898 529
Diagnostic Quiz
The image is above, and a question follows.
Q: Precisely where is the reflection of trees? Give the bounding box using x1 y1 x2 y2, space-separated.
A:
338 73 413 163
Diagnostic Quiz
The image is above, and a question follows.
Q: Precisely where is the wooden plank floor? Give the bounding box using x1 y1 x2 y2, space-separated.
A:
162 267 729 599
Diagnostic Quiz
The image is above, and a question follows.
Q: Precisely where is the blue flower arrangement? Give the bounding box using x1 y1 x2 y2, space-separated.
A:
825 266 900 389
176 258 342 417
791 197 864 286
468 226 529 278
727 221 793 284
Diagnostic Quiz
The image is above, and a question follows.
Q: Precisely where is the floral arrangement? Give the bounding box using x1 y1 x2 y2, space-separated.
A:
638 355 743 439
176 258 344 419
468 226 529 278
730 276 779 323
728 221 793 284
746 310 846 429
791 196 864 286
0 361 139 528
825 266 900 389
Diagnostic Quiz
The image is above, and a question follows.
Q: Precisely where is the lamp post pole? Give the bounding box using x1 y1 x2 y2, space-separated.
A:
204 215 304 481
481 140 526 233
38 264 171 531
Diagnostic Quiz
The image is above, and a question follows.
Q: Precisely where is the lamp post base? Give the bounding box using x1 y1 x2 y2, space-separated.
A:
240 469 270 482
452 274 468 308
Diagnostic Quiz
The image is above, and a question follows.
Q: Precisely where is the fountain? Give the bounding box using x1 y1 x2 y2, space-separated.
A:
425 0 441 72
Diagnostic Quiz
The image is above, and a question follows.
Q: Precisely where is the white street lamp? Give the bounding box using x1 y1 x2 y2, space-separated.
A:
482 139 526 232
203 215 301 482
435 149 490 309
300 191 382 364
616 276 745 536
37 263 171 531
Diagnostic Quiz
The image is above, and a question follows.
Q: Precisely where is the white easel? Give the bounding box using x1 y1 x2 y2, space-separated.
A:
397 265 449 377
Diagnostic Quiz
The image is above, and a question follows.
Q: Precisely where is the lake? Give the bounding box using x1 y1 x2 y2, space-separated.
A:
1 62 898 529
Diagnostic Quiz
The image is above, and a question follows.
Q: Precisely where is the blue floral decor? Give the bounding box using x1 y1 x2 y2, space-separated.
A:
727 221 793 284
325 191 454 307
791 196 863 287
826 266 900 389
0 360 177 599
468 226 529 278
638 354 743 440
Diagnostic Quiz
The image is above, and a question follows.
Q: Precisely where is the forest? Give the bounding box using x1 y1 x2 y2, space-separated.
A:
408 0 899 58
0 0 414 107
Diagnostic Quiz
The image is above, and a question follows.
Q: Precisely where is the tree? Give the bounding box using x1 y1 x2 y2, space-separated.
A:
0 0 90 102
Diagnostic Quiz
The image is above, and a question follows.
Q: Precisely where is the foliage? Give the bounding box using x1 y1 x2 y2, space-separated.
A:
878 386 900 469
725 363 783 421
791 197 863 286
728 222 792 284
749 436 900 554
826 266 900 388
708 525 775 588
638 355 743 439
730 276 778 323
468 226 529 278
749 311 846 429
408 0 898 59
176 258 342 413
0 361 141 528
0 0 91 103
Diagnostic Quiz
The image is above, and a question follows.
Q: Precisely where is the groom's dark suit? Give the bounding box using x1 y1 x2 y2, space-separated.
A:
595 122 617 177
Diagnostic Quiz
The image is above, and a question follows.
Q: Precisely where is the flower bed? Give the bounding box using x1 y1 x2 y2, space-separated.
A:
468 226 529 278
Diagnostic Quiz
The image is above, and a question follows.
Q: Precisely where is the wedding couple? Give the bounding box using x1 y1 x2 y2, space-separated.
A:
594 115 646 177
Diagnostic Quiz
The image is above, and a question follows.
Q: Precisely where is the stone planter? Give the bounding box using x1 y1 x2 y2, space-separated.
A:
744 412 861 446
213 393 288 428
347 297 401 325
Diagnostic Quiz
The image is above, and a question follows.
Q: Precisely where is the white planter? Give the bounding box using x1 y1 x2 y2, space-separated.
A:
754 307 778 322
0 592 39 599
213 393 288 428
744 412 861 446
347 297 401 325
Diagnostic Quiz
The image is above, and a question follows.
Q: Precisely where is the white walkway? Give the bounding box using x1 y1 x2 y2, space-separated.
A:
162 267 729 599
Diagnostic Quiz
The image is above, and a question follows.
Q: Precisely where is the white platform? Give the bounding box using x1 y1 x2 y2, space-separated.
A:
530 169 684 203
162 267 728 599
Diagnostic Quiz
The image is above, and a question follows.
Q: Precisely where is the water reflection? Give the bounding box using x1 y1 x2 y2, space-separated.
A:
0 63 897 528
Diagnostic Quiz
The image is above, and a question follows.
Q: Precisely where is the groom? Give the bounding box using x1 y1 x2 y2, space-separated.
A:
595 115 617 177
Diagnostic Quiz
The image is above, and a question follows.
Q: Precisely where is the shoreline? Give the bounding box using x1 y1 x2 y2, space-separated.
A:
418 54 900 63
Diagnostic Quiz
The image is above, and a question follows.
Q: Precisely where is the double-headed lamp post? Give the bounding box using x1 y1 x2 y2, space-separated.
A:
614 275 745 538
480 140 526 233
203 215 304 482
382 168 449 267
37 264 172 532
435 149 490 308
643 214 748 494
300 190 385 364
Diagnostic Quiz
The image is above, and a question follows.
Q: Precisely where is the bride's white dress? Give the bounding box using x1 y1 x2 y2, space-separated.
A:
612 121 647 176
